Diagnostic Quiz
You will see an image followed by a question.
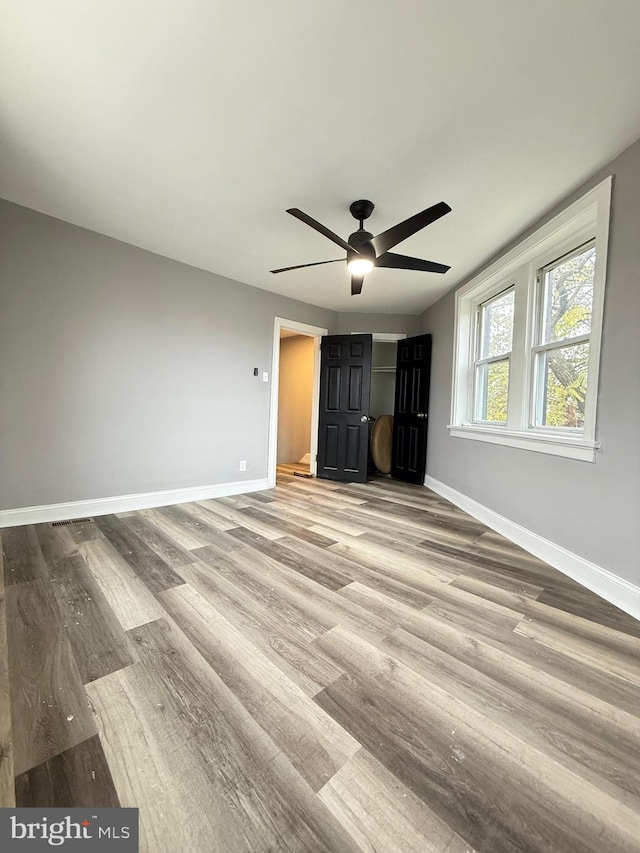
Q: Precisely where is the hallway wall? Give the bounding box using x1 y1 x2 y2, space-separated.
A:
277 335 315 464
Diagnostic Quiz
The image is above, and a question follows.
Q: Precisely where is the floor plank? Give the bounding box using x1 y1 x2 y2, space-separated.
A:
47 552 133 684
261 492 370 536
119 514 194 568
152 503 236 548
319 748 470 853
2 526 48 585
7 579 97 775
79 539 166 631
94 515 185 593
514 616 640 687
86 662 235 853
238 505 338 548
15 734 120 808
137 506 218 549
224 529 353 591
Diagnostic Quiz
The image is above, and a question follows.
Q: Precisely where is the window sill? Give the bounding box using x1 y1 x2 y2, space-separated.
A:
447 424 600 462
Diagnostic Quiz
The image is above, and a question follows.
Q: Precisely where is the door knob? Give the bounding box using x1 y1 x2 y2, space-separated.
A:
360 415 368 422
416 412 427 419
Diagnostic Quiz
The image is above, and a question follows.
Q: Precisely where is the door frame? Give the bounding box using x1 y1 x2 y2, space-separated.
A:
268 317 328 488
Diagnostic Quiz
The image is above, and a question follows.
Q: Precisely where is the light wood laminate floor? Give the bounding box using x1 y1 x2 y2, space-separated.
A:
1 465 639 852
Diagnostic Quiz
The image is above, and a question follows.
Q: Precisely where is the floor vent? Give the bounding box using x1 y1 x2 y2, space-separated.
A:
51 518 94 527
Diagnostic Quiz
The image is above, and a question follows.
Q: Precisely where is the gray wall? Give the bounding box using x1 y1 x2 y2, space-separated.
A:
335 312 420 337
0 200 337 509
421 137 640 585
370 341 398 420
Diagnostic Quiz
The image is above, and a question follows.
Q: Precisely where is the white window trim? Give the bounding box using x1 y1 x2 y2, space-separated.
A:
449 176 612 462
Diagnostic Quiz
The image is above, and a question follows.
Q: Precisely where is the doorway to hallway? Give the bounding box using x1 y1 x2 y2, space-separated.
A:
278 331 315 473
267 318 328 488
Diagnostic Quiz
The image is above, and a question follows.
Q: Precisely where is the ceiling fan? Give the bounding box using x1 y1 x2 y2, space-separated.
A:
271 199 451 295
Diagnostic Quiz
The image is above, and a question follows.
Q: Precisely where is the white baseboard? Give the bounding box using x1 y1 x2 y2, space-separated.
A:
424 475 640 622
0 477 271 528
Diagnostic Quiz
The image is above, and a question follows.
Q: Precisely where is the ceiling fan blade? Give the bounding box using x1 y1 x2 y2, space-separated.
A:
287 208 359 255
351 274 365 296
372 201 451 256
376 252 450 274
271 258 343 274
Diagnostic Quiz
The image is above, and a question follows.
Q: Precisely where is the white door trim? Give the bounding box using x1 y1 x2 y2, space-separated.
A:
268 317 328 488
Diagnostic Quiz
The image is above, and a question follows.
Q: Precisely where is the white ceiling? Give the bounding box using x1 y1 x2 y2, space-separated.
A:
3 1 640 315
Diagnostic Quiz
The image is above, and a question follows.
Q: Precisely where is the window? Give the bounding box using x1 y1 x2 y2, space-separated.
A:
473 287 514 424
532 242 594 430
450 177 611 462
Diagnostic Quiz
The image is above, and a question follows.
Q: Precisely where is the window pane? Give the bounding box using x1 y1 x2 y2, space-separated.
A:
479 289 514 358
536 342 589 428
540 245 595 343
475 359 509 423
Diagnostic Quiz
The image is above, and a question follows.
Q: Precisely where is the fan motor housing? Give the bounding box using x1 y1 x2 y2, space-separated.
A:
347 232 375 262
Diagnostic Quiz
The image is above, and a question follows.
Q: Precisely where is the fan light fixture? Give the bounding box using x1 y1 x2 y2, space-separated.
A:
271 198 452 296
347 257 374 276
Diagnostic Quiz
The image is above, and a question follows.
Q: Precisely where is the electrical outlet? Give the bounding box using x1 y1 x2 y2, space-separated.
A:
262 371 269 382
239 460 247 472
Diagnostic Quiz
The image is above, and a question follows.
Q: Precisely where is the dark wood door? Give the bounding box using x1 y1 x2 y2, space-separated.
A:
391 334 432 484
317 334 372 482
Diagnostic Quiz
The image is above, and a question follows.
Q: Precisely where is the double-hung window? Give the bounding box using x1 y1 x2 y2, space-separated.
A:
450 177 611 462
473 287 515 424
531 242 595 431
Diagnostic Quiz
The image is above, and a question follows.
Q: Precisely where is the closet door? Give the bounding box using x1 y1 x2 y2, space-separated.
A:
392 334 432 484
316 335 372 482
